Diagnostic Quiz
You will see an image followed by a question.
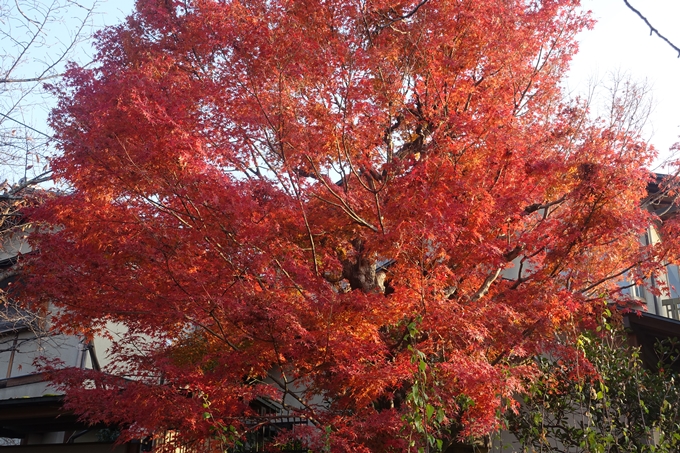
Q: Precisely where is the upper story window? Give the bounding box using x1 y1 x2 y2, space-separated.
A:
631 284 646 300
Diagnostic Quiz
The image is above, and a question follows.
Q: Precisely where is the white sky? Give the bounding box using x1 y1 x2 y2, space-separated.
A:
567 0 680 166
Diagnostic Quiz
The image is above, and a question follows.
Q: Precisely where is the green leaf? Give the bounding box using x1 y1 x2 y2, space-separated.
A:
426 404 435 420
436 408 445 423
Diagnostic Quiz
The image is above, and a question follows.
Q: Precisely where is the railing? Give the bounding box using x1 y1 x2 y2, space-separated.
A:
153 415 310 452
662 297 680 320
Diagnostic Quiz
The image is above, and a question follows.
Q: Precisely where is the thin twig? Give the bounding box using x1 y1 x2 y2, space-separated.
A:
0 111 54 140
623 0 680 57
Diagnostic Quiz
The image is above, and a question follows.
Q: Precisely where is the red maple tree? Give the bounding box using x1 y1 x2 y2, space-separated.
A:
23 0 677 451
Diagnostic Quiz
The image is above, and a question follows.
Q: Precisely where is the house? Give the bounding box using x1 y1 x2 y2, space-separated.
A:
620 174 680 372
0 196 145 451
487 175 680 452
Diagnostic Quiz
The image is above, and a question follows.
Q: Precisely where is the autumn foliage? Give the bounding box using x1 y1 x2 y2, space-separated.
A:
23 0 677 451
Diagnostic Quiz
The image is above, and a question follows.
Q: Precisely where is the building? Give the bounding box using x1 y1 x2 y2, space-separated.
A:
488 175 680 452
0 206 145 451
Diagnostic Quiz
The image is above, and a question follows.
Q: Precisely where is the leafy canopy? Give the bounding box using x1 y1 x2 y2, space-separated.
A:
24 0 679 451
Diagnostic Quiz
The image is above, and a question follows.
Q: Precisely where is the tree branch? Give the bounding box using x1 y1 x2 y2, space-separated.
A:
469 268 502 302
623 0 680 57
0 111 53 140
0 73 63 84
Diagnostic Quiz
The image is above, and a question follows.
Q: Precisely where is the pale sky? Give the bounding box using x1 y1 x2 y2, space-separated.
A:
568 0 680 167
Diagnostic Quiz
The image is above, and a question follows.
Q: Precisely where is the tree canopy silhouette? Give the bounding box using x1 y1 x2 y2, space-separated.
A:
23 0 680 451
